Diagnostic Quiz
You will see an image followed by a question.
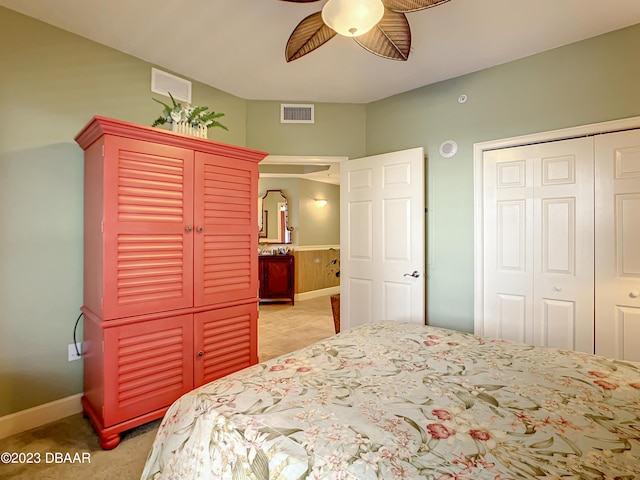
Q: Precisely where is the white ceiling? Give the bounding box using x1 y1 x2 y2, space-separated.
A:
2 0 640 104
260 155 346 185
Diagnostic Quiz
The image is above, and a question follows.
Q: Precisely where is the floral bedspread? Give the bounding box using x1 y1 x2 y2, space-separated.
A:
141 322 640 479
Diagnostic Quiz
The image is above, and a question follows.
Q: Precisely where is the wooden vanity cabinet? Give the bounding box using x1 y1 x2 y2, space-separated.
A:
76 116 267 449
259 255 295 305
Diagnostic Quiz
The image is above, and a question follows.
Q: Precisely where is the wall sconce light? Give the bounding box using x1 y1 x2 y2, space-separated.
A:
314 199 328 208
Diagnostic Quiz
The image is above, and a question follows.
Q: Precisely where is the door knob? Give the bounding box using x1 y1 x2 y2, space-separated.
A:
630 291 639 299
197 226 204 232
185 225 193 232
198 351 204 357
404 271 421 278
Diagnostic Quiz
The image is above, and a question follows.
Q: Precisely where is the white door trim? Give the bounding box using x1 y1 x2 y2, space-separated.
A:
474 115 640 336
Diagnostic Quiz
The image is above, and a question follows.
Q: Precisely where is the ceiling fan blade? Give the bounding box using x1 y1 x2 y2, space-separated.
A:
354 9 411 61
279 0 322 2
286 11 338 62
383 0 451 13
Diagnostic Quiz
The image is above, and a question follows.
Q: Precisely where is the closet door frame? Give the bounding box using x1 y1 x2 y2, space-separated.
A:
473 115 640 337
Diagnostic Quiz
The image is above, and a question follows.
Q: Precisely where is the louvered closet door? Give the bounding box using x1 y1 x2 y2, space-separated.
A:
595 129 640 361
193 152 258 306
483 137 594 353
102 136 194 320
103 314 194 426
194 303 257 386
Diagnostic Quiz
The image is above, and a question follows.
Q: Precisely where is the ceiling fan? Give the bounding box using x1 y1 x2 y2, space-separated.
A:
281 0 451 62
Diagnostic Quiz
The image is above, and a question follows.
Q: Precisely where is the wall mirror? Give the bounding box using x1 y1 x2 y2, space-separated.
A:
258 190 292 244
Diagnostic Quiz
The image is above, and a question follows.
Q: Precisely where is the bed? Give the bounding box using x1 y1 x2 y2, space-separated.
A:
141 321 640 479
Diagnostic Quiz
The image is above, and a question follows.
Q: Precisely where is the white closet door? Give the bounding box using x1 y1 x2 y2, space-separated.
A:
595 129 640 361
483 148 534 344
483 137 594 353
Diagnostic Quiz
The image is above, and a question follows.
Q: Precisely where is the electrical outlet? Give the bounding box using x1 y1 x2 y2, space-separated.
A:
68 343 82 362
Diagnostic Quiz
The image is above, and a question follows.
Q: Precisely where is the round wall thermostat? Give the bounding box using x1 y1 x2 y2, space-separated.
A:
439 140 458 159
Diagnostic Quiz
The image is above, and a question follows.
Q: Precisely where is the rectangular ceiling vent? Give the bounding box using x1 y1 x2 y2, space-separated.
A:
281 104 314 124
151 68 192 103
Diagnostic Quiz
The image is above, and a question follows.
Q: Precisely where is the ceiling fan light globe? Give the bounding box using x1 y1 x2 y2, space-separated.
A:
321 0 384 37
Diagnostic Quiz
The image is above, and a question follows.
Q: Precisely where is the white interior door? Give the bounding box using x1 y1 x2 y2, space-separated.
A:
340 148 425 330
595 129 640 361
483 137 595 353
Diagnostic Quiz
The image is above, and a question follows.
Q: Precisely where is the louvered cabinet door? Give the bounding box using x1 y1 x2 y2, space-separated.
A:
194 303 258 386
102 314 194 426
102 136 195 319
193 152 258 306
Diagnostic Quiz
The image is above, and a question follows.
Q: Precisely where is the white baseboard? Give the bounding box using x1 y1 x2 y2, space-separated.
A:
295 286 340 302
0 393 83 440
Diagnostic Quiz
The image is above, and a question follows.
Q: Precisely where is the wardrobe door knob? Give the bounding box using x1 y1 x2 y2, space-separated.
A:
185 225 193 232
198 351 204 357
630 291 639 299
197 226 204 232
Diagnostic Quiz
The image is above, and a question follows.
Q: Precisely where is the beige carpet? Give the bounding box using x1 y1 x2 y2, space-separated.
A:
0 295 335 480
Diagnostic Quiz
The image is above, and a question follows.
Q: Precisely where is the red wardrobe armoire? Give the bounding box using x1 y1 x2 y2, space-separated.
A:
75 116 267 449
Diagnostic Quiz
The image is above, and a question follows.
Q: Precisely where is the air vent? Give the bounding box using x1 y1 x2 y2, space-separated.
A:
281 104 314 124
151 68 192 103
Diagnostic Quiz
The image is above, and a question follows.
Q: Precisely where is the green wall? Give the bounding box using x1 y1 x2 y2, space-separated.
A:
258 178 340 247
296 180 340 246
247 101 366 158
0 7 359 417
0 7 245 417
366 23 640 333
2 3 640 417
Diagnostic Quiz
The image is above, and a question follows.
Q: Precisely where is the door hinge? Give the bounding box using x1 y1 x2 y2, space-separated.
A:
102 340 104 353
101 144 105 158
101 221 104 233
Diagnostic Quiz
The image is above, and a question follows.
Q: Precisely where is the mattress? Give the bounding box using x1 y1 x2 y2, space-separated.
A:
141 321 640 479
